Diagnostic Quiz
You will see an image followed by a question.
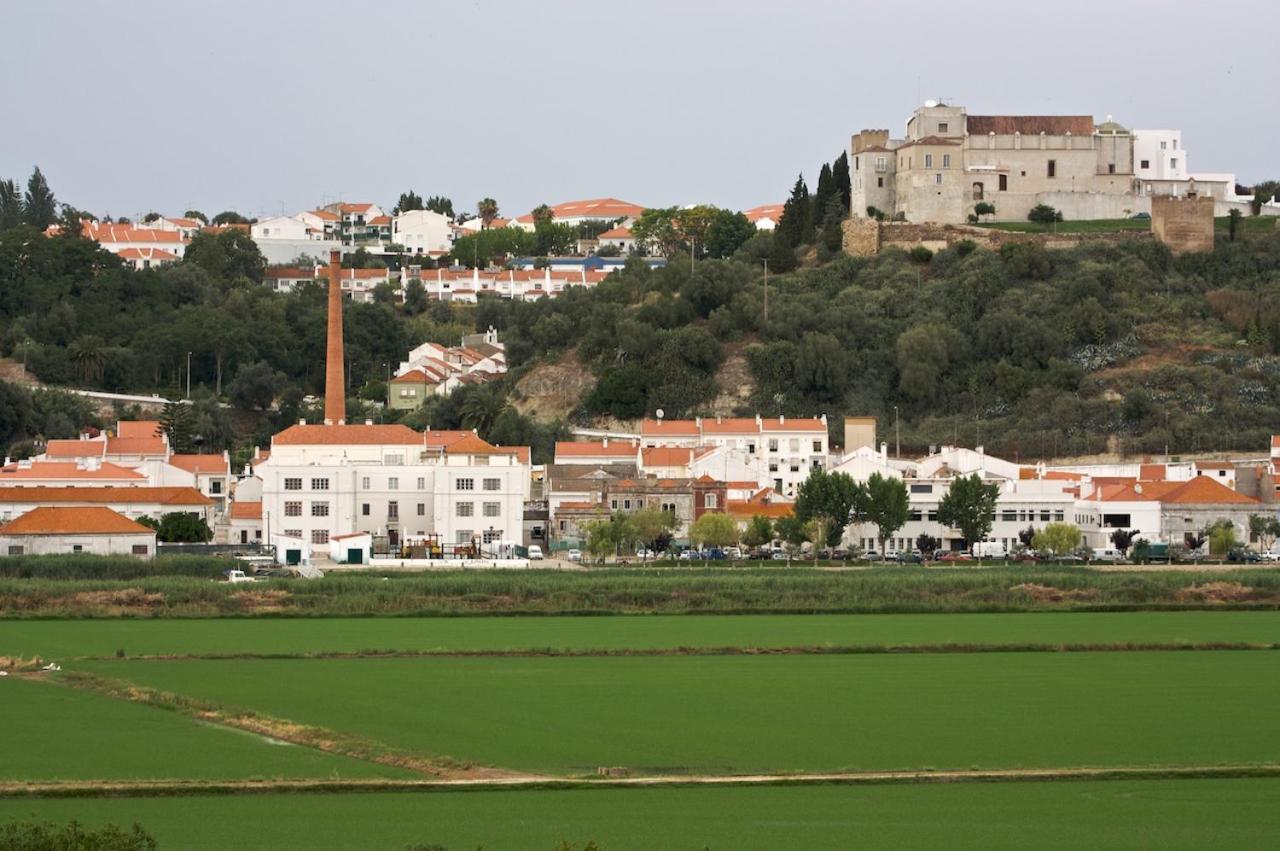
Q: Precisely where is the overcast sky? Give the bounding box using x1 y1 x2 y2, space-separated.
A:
4 0 1275 220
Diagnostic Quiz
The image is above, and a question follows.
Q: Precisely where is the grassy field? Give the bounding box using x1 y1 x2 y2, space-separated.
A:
978 218 1151 234
4 610 1278 659
76 651 1280 775
0 677 409 781
5 566 1278 618
3 778 1279 849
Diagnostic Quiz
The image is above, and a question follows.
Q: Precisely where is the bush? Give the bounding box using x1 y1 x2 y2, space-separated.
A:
0 554 235 580
908 245 934 263
0 820 156 851
1028 204 1064 225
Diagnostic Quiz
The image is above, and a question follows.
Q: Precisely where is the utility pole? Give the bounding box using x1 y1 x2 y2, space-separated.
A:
186 351 192 399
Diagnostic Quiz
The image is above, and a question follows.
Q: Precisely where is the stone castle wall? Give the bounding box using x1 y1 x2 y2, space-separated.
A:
1151 195 1215 254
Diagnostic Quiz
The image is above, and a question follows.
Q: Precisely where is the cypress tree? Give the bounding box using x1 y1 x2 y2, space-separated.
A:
813 163 835 234
778 173 812 247
820 195 846 252
833 151 852 211
23 167 57 230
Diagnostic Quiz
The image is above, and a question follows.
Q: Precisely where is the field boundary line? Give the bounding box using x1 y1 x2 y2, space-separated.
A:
73 641 1280 662
41 671 532 784
4 764 1280 800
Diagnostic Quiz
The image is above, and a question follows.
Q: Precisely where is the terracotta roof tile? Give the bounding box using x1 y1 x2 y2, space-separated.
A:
0 461 144 481
44 439 105 458
0 486 211 506
105 437 168 456
272 424 426 446
640 419 699 436
966 115 1095 136
230 501 262 520
169 454 229 475
117 421 163 439
554 441 638 459
641 446 694 467
0 506 154 535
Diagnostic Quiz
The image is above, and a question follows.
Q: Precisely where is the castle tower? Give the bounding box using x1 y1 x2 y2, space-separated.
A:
324 249 345 425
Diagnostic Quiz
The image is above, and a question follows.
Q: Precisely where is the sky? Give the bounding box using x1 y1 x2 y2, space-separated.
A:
3 0 1276 221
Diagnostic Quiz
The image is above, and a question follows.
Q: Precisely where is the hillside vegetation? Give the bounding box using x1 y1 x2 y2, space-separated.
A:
2 219 1279 460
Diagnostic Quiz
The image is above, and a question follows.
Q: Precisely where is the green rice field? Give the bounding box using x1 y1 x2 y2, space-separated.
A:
4 610 1278 659
3 778 1278 850
74 650 1280 775
0 677 408 781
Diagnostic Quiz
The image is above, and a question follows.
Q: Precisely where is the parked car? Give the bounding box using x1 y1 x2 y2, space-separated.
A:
566 548 582 563
861 550 881 561
1130 212 1151 220
1262 551 1280 562
971 541 1008 560
1227 549 1262 563
527 545 544 560
769 547 786 559
1090 548 1125 563
819 548 848 560
724 546 743 560
705 548 727 560
221 569 258 584
677 549 699 561
895 551 923 564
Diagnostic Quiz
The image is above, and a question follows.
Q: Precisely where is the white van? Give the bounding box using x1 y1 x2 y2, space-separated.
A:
971 541 1008 559
1091 548 1124 562
527 545 544 560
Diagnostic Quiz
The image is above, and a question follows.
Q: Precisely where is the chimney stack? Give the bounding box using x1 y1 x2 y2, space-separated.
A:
324 249 345 425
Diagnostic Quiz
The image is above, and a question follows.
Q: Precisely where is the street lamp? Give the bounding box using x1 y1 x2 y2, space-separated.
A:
186 351 192 399
894 405 900 459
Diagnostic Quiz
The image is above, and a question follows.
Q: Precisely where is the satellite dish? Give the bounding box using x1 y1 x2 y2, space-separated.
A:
924 99 938 108
655 408 665 420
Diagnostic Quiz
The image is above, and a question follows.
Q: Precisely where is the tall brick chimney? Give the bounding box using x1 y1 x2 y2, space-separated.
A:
324 249 345 425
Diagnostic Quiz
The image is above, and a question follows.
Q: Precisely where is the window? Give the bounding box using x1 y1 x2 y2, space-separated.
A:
1140 159 1150 169
942 154 951 168
705 494 718 509
789 439 800 452
484 478 501 491
927 511 938 521
311 477 329 490
132 544 149 555
284 529 302 539
7 545 23 555
211 480 223 495
385 454 404 465
311 530 329 545
457 501 474 517
610 498 619 509
456 530 473 544
768 462 778 473
1047 160 1056 178
910 484 932 494
999 174 1008 191
456 478 474 491
938 122 948 133
388 477 399 490
416 477 425 490
362 476 370 489
973 182 984 201
875 156 886 170
482 530 501 544
1002 510 1017 522
1053 511 1065 522
311 501 329 517
1160 141 1167 150
623 499 632 510
934 173 943 185
661 502 676 514
1039 510 1051 522
1170 158 1178 170
284 477 302 491
924 154 933 168
361 503 370 516
854 156 859 170
284 501 302 517
877 177 884 187
812 440 822 452
483 502 500 517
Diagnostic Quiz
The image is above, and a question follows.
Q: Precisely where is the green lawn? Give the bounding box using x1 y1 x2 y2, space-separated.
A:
77 651 1280 775
0 677 410 781
5 610 1278 659
3 778 1279 849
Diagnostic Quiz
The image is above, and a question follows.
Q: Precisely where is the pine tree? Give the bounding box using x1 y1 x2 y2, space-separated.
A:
832 151 852 211
0 179 22 231
768 221 797 273
820 195 845 252
158 401 195 454
23 167 57 230
778 174 812 248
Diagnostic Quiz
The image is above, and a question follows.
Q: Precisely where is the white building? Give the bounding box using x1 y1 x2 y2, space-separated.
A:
82 223 187 259
0 507 157 558
251 215 312 241
392 209 454 256
743 204 784 231
257 423 530 557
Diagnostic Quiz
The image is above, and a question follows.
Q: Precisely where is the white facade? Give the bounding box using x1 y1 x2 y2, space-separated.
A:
1134 129 1185 181
252 216 312 241
392 209 454 255
258 426 530 556
0 529 156 558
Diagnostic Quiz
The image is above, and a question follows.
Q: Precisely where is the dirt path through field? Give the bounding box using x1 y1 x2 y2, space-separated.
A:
4 764 1279 800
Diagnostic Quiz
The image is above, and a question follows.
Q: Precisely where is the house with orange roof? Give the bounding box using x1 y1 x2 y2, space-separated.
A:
596 226 635 253
554 440 640 466
1078 474 1260 549
264 265 319 293
0 459 146 487
320 201 390 246
83 222 188 259
0 486 214 526
116 247 180 271
0 507 157 558
150 216 204 239
228 499 263 546
743 204 784 231
168 452 232 512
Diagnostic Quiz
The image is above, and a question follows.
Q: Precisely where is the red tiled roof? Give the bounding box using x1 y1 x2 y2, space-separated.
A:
309 209 339 221
116 247 179 261
272 424 426 446
760 417 826 433
548 198 645 219
117 421 162 439
1194 461 1234 470
0 486 211 506
1098 477 1257 505
640 419 699 436
83 223 185 244
441 433 503 455
1138 463 1166 482
44 439 105 458
725 500 793 519
597 227 632 239
106 437 168 456
169 454 228 475
743 204 784 222
0 461 144 481
966 115 1095 136
163 217 202 228
703 418 759 435
424 430 473 448
495 446 531 465
0 506 153 536
554 441 638 459
230 501 262 520
368 215 391 226
641 446 694 467
266 266 316 279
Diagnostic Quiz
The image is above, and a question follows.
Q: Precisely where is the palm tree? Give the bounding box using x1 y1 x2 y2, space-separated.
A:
460 386 508 436
531 203 553 226
69 335 107 386
477 198 500 228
